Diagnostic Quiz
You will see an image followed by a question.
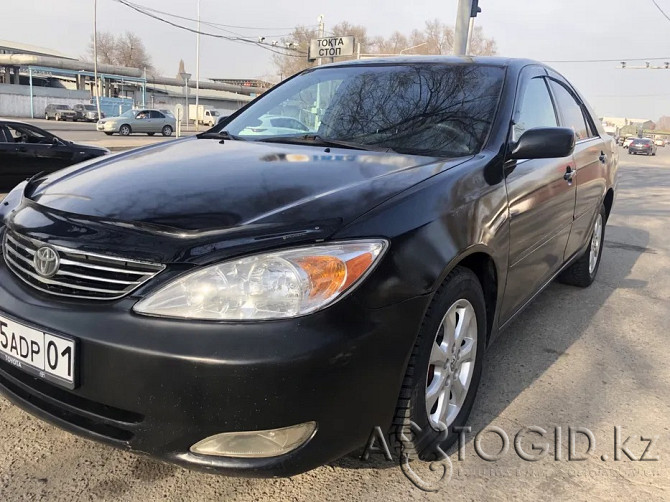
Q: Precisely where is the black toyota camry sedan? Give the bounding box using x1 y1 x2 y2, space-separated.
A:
0 120 109 192
0 57 617 477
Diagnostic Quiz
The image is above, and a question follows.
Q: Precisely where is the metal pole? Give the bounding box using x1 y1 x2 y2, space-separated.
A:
93 0 102 119
454 0 473 56
185 77 189 131
317 15 324 66
465 18 475 55
29 68 33 118
142 68 146 107
356 42 361 60
195 0 201 131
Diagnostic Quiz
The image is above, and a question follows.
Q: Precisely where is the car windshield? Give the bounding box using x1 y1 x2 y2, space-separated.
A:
222 63 505 157
120 110 137 118
56 105 70 110
84 105 96 111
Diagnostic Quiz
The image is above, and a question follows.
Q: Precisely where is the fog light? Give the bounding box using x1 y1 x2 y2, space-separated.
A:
190 422 317 458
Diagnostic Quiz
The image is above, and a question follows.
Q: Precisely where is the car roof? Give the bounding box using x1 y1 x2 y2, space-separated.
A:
321 55 539 71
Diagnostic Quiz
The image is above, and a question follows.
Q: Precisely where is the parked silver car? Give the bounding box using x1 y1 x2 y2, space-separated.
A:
73 104 103 122
96 109 176 136
44 104 77 121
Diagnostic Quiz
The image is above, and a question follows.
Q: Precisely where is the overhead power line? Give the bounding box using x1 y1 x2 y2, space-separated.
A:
651 0 670 22
111 0 307 57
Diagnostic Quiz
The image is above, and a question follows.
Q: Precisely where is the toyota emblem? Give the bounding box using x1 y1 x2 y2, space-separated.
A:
33 246 60 278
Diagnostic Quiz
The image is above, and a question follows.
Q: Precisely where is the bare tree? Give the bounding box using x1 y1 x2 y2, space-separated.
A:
273 20 497 78
115 32 153 71
85 31 153 71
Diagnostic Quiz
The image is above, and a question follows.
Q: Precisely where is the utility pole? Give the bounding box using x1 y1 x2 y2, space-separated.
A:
455 0 480 56
93 0 101 119
195 0 201 131
317 15 325 66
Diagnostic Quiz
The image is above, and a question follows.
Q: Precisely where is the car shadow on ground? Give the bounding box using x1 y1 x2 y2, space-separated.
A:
332 221 649 471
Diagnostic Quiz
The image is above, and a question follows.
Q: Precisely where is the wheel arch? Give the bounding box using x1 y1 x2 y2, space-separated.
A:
603 188 615 221
434 246 500 345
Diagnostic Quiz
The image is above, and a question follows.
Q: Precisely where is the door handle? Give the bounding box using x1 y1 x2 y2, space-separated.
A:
599 152 607 163
564 166 576 183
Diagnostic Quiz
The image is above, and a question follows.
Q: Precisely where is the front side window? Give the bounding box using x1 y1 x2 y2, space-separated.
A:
513 77 557 142
549 81 589 141
6 124 50 143
223 64 505 157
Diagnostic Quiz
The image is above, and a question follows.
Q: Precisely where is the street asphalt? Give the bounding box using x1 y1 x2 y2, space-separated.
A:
0 146 669 501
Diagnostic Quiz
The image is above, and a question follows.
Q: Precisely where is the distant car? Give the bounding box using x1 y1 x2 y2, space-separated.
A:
628 138 657 156
202 109 221 127
96 109 176 136
44 104 77 122
0 119 109 192
73 104 103 122
623 137 636 149
654 138 665 147
238 115 310 136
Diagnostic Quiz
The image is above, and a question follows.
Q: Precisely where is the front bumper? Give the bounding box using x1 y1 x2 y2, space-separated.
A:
0 258 427 477
96 122 117 132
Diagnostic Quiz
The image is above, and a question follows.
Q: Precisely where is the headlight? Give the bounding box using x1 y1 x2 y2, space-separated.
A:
133 240 387 321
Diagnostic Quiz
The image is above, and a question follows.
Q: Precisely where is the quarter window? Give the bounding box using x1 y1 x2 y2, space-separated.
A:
549 81 589 141
513 77 558 142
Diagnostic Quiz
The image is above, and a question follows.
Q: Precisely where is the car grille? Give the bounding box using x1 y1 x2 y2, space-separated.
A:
2 231 164 300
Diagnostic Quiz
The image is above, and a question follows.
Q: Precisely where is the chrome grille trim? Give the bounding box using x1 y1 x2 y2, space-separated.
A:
3 230 165 300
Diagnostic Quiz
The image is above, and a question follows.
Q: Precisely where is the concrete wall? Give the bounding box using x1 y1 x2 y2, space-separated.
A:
0 84 90 118
146 93 245 117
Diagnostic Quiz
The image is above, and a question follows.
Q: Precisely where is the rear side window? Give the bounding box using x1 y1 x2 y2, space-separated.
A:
549 81 589 141
513 77 557 142
150 111 165 119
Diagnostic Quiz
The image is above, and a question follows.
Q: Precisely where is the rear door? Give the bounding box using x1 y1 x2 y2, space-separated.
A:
150 110 166 132
547 77 608 260
500 66 578 321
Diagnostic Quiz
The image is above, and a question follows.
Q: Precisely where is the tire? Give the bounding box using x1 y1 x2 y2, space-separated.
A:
104 132 113 136
45 113 49 120
161 125 173 137
147 132 155 136
119 124 131 136
56 114 61 121
389 266 486 459
558 205 606 288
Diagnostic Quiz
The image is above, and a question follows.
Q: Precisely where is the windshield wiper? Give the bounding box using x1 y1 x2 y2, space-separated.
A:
196 130 245 142
257 134 396 153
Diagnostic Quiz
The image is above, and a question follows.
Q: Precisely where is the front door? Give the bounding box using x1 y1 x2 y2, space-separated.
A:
500 67 577 322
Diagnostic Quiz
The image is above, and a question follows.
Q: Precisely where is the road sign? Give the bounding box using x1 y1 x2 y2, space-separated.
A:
308 36 355 61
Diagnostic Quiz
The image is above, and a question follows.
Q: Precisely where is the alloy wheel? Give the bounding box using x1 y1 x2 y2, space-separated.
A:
589 213 603 275
425 299 478 429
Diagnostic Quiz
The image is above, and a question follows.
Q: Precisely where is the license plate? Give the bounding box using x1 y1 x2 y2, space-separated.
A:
0 314 76 389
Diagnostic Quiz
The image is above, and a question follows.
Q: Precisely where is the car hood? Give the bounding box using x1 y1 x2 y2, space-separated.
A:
7 138 468 264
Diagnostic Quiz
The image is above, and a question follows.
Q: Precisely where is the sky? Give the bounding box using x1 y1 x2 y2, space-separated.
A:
4 0 670 120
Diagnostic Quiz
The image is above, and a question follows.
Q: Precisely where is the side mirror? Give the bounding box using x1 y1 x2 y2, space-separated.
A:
509 127 575 160
51 137 61 147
